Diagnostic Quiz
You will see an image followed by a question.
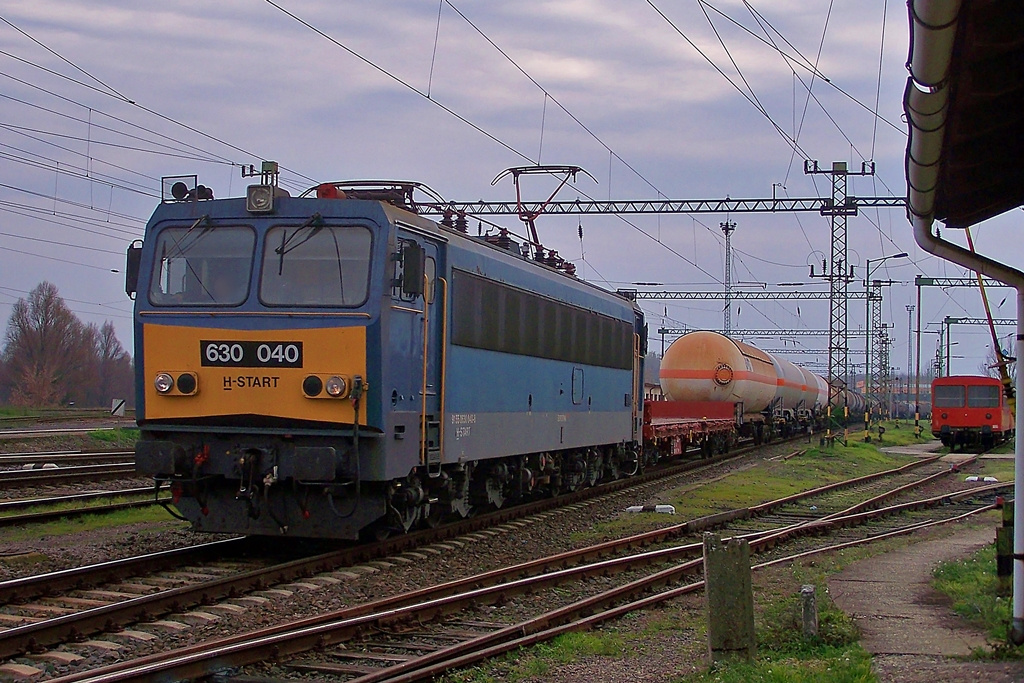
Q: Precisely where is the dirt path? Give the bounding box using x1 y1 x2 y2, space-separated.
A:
829 523 1024 682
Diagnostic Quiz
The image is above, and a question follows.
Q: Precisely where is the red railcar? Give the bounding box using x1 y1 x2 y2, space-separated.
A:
931 375 1015 450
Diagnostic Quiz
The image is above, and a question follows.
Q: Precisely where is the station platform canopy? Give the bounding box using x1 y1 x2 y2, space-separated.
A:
905 0 1024 228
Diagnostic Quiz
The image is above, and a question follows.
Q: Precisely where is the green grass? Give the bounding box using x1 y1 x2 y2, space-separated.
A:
679 650 874 683
0 493 158 520
437 631 627 683
856 420 933 447
87 426 139 447
440 436 995 682
933 543 1023 654
678 560 874 683
1 505 184 542
591 440 912 538
0 407 39 417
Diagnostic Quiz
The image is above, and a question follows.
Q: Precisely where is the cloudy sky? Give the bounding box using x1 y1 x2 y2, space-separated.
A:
0 0 1018 381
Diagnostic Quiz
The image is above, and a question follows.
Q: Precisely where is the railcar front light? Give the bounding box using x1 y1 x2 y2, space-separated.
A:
325 375 348 398
155 373 174 394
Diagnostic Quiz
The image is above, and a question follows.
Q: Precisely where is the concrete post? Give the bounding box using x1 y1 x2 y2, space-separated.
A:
703 533 756 662
801 585 818 638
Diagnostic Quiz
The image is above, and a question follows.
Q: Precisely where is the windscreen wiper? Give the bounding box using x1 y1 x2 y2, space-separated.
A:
276 213 323 275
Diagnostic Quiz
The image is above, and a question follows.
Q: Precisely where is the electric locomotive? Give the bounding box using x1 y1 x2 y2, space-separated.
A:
931 374 1015 450
129 168 645 540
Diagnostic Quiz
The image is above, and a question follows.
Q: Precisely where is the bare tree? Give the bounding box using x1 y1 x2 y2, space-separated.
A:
92 321 134 407
1 282 102 407
978 344 1017 384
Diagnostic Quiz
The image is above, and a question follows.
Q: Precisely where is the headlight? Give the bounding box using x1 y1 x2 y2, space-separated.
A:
154 373 174 393
325 376 348 397
246 184 274 213
303 375 323 397
177 373 198 395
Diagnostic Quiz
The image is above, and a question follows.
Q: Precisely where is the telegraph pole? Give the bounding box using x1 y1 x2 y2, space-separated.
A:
806 160 876 441
906 305 915 419
880 334 892 417
721 220 736 336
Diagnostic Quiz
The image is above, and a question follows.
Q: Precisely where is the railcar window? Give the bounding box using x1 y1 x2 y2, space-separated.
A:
451 269 632 370
260 225 371 307
967 384 1000 408
149 225 255 306
933 384 965 407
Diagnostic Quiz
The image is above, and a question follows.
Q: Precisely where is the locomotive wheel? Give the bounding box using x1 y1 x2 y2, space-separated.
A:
562 453 587 492
450 466 473 518
621 445 642 477
484 475 507 508
360 519 393 542
423 501 445 528
584 450 604 487
605 455 621 481
392 503 421 532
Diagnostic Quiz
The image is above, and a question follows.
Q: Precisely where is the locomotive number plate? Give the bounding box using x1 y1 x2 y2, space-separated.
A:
200 340 303 368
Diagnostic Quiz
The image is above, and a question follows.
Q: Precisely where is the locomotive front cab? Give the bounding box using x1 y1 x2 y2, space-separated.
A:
131 192 405 538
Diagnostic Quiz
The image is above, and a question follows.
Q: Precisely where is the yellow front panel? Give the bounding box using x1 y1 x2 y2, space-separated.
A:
142 324 367 423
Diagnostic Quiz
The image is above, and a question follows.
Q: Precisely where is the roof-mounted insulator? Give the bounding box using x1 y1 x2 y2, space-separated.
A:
441 208 455 228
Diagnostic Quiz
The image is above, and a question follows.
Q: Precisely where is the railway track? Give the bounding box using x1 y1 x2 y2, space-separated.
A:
31 458 1002 683
0 451 134 468
0 438 809 660
0 444 975 681
0 487 169 529
0 463 138 487
0 411 130 428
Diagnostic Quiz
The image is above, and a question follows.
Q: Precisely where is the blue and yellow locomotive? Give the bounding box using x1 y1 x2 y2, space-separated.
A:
129 168 646 539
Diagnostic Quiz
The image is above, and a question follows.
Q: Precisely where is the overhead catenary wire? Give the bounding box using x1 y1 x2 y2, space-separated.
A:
781 0 835 186
0 2 983 350
0 148 159 198
442 0 668 198
645 0 811 161
264 0 726 284
0 28 318 187
0 68 245 173
0 202 143 240
0 92 229 165
0 240 119 272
